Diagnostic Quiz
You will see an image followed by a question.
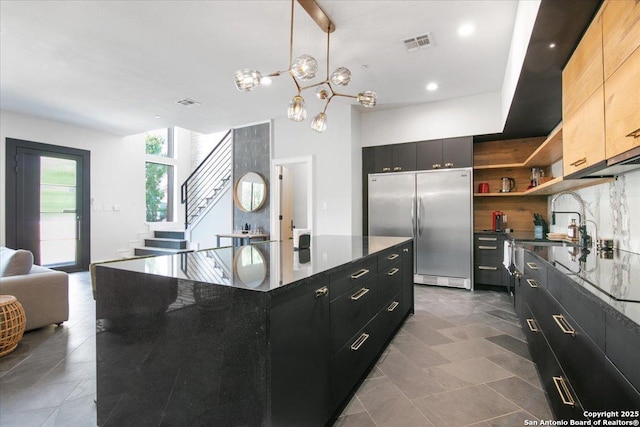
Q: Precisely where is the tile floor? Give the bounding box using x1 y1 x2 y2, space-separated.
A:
0 273 552 427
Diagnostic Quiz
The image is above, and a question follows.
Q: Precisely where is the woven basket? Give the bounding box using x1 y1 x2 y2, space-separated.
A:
0 295 26 357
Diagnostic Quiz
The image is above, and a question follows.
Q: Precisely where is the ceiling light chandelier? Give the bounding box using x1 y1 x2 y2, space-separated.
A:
234 0 377 133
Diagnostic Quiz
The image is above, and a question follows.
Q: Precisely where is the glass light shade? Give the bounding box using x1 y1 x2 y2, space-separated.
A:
311 112 327 133
357 91 377 108
330 67 351 86
291 54 318 81
316 86 329 100
234 69 262 92
287 95 307 122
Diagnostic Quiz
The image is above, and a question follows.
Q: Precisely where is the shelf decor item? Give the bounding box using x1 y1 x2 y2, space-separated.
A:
234 0 377 133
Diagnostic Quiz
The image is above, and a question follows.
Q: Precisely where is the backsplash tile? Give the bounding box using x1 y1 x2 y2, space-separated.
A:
549 168 640 254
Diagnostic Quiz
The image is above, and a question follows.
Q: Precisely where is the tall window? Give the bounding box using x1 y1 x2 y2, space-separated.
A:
145 128 175 222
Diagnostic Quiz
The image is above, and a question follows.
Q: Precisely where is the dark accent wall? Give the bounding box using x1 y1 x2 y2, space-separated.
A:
233 123 271 234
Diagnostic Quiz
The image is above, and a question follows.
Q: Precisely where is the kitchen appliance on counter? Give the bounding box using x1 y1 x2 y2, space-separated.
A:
530 167 544 187
499 177 515 193
368 169 473 289
492 211 505 232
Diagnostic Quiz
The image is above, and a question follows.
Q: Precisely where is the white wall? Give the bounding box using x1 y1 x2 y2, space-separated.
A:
273 105 360 236
0 110 192 261
360 91 503 147
188 188 232 250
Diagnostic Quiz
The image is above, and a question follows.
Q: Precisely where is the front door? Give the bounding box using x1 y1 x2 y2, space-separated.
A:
5 139 90 272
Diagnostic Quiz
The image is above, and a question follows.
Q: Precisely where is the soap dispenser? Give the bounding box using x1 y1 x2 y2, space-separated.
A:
568 219 578 241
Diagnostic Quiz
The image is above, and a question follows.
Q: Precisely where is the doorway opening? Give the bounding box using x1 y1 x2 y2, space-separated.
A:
5 139 91 272
270 156 313 243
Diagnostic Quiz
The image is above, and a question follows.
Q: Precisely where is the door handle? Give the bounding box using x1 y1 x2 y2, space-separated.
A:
350 287 370 301
527 279 538 288
411 198 415 238
478 245 498 250
387 301 399 312
526 318 539 332
552 376 576 407
315 286 328 298
417 197 422 237
350 333 369 351
350 269 370 280
444 162 454 168
77 216 81 241
387 253 399 260
570 157 587 167
553 314 576 336
387 267 399 276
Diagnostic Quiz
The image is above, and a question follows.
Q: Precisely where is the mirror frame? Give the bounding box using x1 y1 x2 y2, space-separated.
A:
233 172 267 212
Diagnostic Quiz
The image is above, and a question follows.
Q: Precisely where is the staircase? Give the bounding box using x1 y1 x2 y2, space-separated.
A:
181 129 233 229
134 230 192 256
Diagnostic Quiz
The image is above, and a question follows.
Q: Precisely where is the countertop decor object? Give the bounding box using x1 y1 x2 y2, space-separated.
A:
0 295 26 357
233 0 376 133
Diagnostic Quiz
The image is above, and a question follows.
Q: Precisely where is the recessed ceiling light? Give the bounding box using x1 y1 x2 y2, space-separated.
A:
426 82 439 91
154 115 161 119
261 76 272 86
549 42 556 48
458 23 475 37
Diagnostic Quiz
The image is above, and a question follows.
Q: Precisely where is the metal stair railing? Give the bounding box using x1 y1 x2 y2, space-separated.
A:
181 130 232 229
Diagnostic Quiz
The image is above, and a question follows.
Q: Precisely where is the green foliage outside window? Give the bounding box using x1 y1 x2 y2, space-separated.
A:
146 135 168 222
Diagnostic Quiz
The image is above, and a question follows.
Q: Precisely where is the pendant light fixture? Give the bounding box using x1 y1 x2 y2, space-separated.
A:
234 0 377 133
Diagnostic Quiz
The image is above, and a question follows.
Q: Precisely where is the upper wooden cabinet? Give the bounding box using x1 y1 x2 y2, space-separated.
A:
563 86 606 175
602 0 640 80
416 136 472 170
604 46 640 159
563 14 603 119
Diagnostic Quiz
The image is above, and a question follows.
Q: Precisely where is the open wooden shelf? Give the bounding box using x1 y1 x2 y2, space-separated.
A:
473 175 614 197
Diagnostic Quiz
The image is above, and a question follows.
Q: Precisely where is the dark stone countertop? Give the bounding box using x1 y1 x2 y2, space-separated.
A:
518 243 640 331
99 235 412 293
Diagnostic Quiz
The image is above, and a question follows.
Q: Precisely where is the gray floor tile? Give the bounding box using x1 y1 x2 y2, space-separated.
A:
412 384 520 427
431 337 508 362
340 395 366 417
440 312 503 326
484 410 540 427
485 309 520 326
438 323 503 342
0 407 56 427
432 358 513 385
407 312 457 330
402 321 454 346
484 334 531 361
333 411 377 427
486 319 526 341
376 351 446 399
42 395 97 427
391 335 451 369
0 381 79 414
487 352 542 389
487 376 553 421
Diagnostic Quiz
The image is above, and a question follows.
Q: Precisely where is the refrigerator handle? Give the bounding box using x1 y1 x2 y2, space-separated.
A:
417 196 422 237
411 198 416 237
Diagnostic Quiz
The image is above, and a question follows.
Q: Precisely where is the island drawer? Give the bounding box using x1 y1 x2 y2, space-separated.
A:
377 261 402 309
524 251 547 284
330 316 380 410
330 277 379 354
330 258 377 301
378 292 404 340
377 246 404 272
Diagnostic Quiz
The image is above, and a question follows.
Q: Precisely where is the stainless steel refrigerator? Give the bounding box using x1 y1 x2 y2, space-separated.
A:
368 169 473 289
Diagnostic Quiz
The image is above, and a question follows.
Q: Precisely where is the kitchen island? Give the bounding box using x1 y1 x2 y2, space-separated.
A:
95 235 413 426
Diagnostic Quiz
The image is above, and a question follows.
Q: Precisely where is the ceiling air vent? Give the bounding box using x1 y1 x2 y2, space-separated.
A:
175 98 201 107
403 33 434 52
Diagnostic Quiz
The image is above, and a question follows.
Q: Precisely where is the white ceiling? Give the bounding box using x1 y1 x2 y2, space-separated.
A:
0 0 520 136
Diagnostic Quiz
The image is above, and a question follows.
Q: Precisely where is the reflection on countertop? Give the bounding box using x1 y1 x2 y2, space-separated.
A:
98 235 412 292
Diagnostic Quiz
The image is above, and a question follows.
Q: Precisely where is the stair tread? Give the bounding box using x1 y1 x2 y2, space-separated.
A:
145 237 187 242
134 247 192 254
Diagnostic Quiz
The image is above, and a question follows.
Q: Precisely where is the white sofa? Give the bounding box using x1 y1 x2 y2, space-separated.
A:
0 247 69 331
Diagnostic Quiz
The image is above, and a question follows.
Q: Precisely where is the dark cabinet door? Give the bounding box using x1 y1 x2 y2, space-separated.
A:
271 275 331 427
442 136 473 168
392 144 416 172
401 243 414 316
416 139 443 170
362 147 376 175
373 145 394 173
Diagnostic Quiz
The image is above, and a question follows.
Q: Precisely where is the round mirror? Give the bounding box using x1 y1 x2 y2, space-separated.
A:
234 172 267 212
234 245 267 288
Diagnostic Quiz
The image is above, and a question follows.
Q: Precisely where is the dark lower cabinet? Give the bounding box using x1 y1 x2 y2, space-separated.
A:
473 233 507 288
401 243 414 313
271 275 331 427
517 248 640 422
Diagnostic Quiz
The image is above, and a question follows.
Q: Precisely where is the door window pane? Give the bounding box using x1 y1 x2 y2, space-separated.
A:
146 162 174 222
40 157 77 267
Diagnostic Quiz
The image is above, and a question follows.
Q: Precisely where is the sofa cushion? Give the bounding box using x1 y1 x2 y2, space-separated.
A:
0 247 34 277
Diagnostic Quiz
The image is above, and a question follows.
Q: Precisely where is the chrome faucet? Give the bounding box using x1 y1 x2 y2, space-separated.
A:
551 191 592 248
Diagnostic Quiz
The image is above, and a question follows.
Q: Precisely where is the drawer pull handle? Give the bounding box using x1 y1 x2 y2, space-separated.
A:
393 166 402 171
553 314 576 336
351 269 370 280
315 286 328 298
570 157 587 167
552 376 576 407
403 248 409 253
478 245 498 250
478 237 498 241
350 287 370 301
526 262 538 270
526 318 539 332
432 163 442 169
387 267 400 276
444 162 454 168
527 279 538 288
387 253 399 260
478 266 498 271
350 333 370 351
387 301 399 312
626 127 640 138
